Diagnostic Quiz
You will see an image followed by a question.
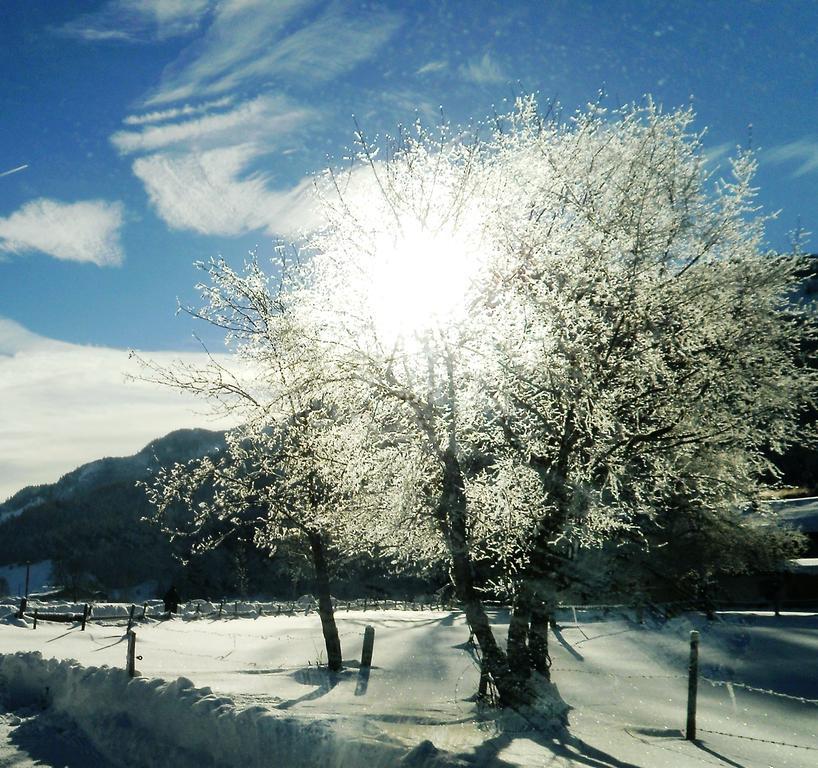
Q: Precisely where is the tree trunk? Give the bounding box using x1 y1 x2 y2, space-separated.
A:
507 584 532 684
529 599 551 678
308 531 343 672
440 448 531 708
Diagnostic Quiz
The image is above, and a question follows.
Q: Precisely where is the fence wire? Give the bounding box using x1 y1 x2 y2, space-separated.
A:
552 663 818 707
698 728 818 751
700 676 818 707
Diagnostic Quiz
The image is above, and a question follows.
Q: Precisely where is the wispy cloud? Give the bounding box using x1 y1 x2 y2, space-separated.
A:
124 96 234 125
702 141 734 168
459 51 507 85
766 138 818 178
0 317 236 502
132 144 319 237
373 90 440 126
416 60 447 76
112 94 312 154
147 0 401 105
58 0 213 43
0 199 125 266
102 1 400 240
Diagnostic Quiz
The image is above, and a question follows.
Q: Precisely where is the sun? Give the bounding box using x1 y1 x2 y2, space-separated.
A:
365 218 487 348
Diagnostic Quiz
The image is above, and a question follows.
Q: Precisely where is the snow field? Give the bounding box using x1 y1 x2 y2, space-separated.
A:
0 608 816 766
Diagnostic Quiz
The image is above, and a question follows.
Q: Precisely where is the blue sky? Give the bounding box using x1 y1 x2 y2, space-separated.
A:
1 0 817 497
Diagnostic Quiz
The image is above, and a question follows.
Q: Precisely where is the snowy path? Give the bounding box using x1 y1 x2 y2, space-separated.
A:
1 608 816 766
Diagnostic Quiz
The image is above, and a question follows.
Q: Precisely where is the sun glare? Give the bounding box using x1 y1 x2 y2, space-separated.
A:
366 220 486 348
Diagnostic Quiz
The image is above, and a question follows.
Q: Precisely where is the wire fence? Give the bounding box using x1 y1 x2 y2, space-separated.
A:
7 594 817 625
550 664 818 707
556 647 818 752
1 596 464 626
697 728 818 751
4 596 816 752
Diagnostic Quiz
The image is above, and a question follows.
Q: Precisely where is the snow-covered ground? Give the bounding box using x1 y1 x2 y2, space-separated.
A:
0 605 816 767
0 561 52 598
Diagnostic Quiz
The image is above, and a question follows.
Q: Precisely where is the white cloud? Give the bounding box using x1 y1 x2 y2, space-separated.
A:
0 318 237 503
0 198 125 266
459 52 507 85
766 138 818 178
58 0 213 43
133 144 319 237
124 96 234 125
112 94 312 154
147 0 401 105
105 1 400 241
416 60 447 76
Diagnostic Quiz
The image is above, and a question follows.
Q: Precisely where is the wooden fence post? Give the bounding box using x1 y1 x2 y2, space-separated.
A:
126 630 137 677
126 604 136 633
33 609 38 629
686 630 700 741
81 604 89 631
141 603 148 620
361 625 375 668
17 597 27 620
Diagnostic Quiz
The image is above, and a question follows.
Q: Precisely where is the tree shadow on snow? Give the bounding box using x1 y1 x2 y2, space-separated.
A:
458 715 643 768
276 662 370 709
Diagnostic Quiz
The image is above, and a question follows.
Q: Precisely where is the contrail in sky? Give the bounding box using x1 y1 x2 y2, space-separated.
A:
0 164 28 177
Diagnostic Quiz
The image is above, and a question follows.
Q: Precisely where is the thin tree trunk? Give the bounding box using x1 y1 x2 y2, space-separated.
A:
440 448 531 708
308 531 343 672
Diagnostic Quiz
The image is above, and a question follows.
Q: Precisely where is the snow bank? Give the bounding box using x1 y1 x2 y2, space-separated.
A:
0 652 463 767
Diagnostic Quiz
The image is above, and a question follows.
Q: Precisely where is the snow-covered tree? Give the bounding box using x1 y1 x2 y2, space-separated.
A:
141 259 378 673
283 98 816 704
145 96 816 709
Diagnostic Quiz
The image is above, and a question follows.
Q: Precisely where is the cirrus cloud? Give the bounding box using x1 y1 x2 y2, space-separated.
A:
112 94 312 155
147 0 400 105
123 96 234 126
133 144 319 237
0 198 125 266
766 138 818 178
459 51 507 85
57 0 213 43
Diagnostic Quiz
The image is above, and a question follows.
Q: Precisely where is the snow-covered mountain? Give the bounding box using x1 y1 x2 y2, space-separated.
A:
0 427 228 596
0 426 226 519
